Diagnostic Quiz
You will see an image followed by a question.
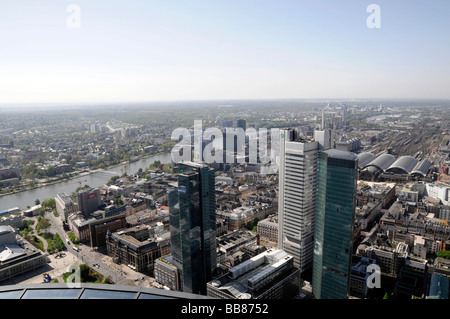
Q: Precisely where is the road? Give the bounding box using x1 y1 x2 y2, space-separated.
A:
45 210 155 286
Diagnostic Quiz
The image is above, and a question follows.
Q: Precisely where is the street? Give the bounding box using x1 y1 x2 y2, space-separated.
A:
11 211 156 288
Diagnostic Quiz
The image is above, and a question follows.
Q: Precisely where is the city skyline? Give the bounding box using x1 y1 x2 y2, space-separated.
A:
1 1 450 105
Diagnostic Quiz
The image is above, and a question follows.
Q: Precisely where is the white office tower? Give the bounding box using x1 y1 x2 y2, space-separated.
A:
278 129 319 272
314 129 335 150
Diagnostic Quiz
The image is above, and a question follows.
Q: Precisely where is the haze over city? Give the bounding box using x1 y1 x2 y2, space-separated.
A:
0 0 449 309
1 0 450 105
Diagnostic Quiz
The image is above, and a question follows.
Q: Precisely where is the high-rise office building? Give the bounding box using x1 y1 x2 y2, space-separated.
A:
312 149 358 299
77 187 100 219
169 162 217 295
278 129 319 272
237 119 247 131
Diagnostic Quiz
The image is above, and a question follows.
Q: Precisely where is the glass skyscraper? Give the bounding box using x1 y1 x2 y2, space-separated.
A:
312 149 358 299
168 162 217 295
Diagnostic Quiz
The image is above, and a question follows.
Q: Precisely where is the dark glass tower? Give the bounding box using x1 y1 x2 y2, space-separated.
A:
237 119 247 131
312 149 357 299
169 162 217 295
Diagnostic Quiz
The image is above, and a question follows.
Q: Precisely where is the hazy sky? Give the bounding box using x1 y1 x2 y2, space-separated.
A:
1 0 449 104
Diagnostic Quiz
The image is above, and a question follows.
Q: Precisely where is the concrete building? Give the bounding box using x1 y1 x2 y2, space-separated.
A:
426 183 450 205
427 258 450 299
216 229 259 268
335 138 360 152
355 200 382 231
0 226 48 282
358 243 408 276
207 249 300 299
278 129 319 272
23 205 42 217
55 192 78 222
106 225 170 273
77 187 101 219
154 255 181 291
349 256 377 298
257 215 278 245
89 212 127 248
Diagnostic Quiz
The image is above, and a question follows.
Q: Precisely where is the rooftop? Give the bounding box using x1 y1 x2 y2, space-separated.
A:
322 148 357 161
0 283 211 299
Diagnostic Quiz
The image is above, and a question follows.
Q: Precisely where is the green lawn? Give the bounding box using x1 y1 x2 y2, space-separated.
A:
62 264 114 284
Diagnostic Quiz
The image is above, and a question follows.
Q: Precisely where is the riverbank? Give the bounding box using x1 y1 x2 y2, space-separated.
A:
0 152 170 199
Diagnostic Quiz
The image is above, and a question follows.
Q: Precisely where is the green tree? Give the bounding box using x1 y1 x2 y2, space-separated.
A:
108 175 120 185
35 199 40 205
46 165 56 177
437 250 450 259
54 233 66 251
36 217 51 233
42 198 56 209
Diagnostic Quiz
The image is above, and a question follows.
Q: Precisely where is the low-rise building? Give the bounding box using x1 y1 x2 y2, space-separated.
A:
55 193 78 222
257 215 278 244
350 256 377 298
154 255 181 291
207 249 300 299
23 205 41 217
106 226 170 273
0 225 48 282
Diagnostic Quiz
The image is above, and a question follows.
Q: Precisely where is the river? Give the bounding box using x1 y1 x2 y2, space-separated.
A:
0 153 172 211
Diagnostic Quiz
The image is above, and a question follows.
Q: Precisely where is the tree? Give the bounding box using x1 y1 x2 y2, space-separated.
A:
108 175 120 185
437 250 450 260
35 199 40 205
36 217 51 233
46 165 56 177
79 264 92 282
54 233 66 251
383 292 389 299
42 198 56 209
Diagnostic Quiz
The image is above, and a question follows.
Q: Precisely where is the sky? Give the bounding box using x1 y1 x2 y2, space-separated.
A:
0 0 449 105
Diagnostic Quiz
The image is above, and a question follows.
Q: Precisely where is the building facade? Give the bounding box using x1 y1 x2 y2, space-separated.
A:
312 149 358 299
55 193 78 222
77 187 101 219
207 249 300 299
278 129 319 272
168 162 217 295
106 226 170 273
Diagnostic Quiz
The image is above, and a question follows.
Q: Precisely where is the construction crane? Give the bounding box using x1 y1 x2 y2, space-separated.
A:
437 173 450 184
120 164 127 176
73 179 87 190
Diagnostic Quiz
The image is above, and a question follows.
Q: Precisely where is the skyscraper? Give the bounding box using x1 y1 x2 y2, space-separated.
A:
169 161 217 295
312 149 358 299
237 119 247 131
278 129 319 272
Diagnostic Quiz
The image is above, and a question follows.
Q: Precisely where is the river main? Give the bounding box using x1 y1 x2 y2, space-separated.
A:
0 153 172 211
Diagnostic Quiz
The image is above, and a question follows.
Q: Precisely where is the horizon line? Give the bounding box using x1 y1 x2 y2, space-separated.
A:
1 97 450 108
